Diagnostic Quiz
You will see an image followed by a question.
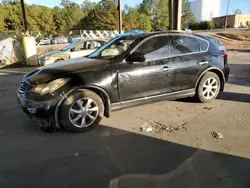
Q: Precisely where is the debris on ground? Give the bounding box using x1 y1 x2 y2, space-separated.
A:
146 127 153 132
180 122 188 131
139 120 188 133
211 131 224 139
204 107 212 110
152 121 174 133
176 106 184 111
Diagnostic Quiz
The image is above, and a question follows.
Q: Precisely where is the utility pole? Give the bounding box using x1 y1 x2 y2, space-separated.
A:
118 0 122 34
224 0 230 29
20 0 29 36
169 0 182 30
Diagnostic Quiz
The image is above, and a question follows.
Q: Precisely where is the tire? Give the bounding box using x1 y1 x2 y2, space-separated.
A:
195 72 221 103
59 89 104 132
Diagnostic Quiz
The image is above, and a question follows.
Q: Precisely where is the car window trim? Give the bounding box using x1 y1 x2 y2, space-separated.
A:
123 33 209 63
122 34 171 63
170 34 209 55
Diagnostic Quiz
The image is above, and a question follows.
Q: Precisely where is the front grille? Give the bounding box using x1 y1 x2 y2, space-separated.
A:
18 80 30 93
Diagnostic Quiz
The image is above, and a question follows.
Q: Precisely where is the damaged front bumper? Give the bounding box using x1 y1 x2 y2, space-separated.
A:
17 92 59 132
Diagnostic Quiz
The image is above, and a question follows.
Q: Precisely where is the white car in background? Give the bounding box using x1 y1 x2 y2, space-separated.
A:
39 39 106 66
39 38 51 45
51 36 68 44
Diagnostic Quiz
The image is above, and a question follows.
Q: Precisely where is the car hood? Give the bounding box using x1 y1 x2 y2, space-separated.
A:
25 57 110 84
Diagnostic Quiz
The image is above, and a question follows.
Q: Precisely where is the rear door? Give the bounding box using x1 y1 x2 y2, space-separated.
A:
169 35 210 92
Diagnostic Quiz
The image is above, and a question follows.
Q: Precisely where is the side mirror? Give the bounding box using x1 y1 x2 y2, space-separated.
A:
126 53 145 63
70 48 75 52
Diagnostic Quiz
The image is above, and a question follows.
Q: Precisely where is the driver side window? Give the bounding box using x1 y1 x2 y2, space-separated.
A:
74 42 85 51
134 36 170 61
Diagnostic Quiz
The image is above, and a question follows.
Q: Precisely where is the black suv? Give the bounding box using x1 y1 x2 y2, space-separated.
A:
17 31 230 132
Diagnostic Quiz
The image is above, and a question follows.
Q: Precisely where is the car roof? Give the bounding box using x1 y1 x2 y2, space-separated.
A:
118 31 198 41
77 38 107 42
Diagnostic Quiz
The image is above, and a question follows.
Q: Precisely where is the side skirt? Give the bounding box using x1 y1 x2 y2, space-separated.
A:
111 89 195 111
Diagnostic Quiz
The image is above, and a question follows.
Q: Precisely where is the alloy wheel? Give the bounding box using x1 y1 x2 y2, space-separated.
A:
68 98 99 128
202 77 218 100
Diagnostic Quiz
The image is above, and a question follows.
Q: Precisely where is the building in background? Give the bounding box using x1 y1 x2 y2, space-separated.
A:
190 0 221 22
213 14 250 28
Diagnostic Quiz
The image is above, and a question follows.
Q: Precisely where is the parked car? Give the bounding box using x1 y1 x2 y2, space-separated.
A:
39 38 51 45
17 31 230 132
51 36 68 44
68 35 83 43
39 39 106 66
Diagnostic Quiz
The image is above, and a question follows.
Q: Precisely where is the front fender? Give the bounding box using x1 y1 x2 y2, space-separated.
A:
54 84 111 128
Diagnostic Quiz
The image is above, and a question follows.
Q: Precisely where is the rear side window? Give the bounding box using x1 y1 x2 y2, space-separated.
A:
171 35 208 55
135 36 170 61
172 36 199 55
197 38 209 51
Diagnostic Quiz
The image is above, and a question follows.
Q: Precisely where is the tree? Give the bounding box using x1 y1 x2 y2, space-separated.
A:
234 9 242 14
123 5 140 31
61 0 72 7
26 5 56 36
139 0 156 16
3 3 23 34
123 4 152 32
181 0 194 29
82 0 119 30
138 13 152 32
153 0 169 30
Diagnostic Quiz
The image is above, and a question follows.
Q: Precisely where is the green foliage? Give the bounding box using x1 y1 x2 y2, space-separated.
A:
189 21 214 30
139 0 169 30
181 0 194 29
153 0 169 30
234 9 242 14
209 21 215 29
123 5 151 32
0 0 192 35
138 14 152 32
82 0 119 30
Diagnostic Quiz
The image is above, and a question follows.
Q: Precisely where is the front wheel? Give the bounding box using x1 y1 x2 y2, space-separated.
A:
195 72 221 103
59 89 104 132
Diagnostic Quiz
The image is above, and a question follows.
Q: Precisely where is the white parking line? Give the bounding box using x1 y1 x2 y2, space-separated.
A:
0 73 10 75
0 70 28 74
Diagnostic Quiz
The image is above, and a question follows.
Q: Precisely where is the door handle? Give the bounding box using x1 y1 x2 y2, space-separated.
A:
199 60 209 65
161 66 170 71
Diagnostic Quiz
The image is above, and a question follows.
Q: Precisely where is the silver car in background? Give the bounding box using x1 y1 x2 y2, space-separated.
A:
51 36 68 44
39 38 51 45
39 39 106 66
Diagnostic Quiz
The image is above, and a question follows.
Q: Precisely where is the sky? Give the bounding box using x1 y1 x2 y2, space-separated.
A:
26 0 250 16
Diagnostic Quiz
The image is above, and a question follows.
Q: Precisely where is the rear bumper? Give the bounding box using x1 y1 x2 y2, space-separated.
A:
225 64 230 82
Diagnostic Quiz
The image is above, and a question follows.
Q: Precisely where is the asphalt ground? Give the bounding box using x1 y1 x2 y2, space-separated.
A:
0 52 250 188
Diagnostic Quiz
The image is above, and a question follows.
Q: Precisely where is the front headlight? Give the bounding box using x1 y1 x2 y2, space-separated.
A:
31 78 70 95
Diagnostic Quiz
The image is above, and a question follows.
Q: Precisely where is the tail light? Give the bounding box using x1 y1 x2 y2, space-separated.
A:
221 51 228 59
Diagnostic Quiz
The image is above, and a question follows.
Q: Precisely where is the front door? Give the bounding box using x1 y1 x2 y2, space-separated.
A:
118 35 174 101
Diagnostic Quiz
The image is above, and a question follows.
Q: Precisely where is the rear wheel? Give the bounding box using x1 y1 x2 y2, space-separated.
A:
59 89 104 132
195 72 220 103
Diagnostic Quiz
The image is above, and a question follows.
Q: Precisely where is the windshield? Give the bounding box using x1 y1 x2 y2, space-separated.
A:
61 40 79 51
88 36 137 60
